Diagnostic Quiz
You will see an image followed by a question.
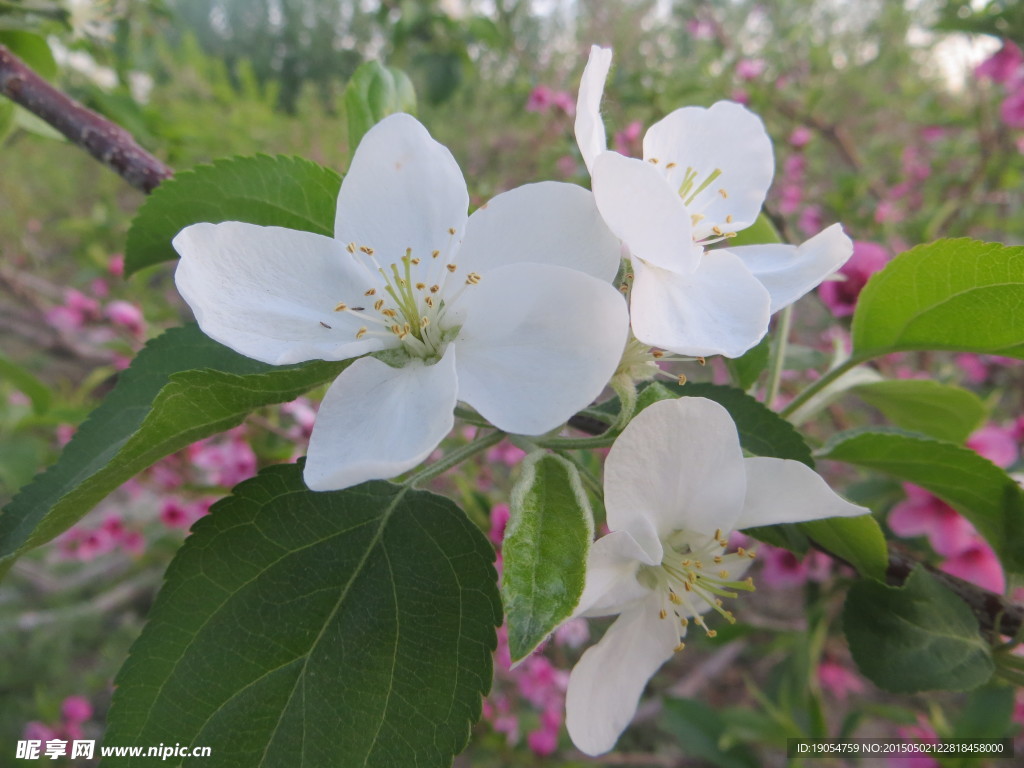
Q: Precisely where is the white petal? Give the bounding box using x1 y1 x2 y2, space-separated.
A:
735 457 870 529
566 596 680 756
643 101 774 239
458 182 622 282
302 348 458 491
723 224 853 313
605 398 748 541
629 249 771 358
576 530 661 619
451 263 628 435
335 113 468 274
592 152 702 274
174 222 385 365
575 45 612 174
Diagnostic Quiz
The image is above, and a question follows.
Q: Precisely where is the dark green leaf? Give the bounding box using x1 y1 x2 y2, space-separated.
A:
852 379 988 443
503 453 592 662
821 429 1024 572
852 239 1024 359
726 335 770 391
103 467 500 767
0 325 346 576
124 155 341 275
661 699 760 768
843 568 993 693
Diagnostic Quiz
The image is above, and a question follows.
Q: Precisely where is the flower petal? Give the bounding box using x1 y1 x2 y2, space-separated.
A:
576 530 661 618
605 398 748 541
723 223 853 313
592 151 702 274
575 45 612 174
173 222 385 365
451 263 628 435
642 101 774 239
335 113 468 274
565 596 679 756
302 348 458 491
735 457 869 529
458 181 622 282
629 249 771 358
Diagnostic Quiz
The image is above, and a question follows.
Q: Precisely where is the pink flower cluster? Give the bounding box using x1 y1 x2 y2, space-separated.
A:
818 240 889 317
975 40 1024 130
525 85 575 116
57 513 144 561
23 695 93 746
775 127 825 236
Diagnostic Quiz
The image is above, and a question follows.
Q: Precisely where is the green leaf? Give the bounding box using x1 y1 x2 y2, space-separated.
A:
104 467 500 768
799 516 888 581
852 379 988 443
821 429 1024 572
124 155 341 275
0 325 346 576
0 351 52 414
0 30 57 79
852 239 1024 359
843 568 993 693
344 61 417 159
661 698 760 768
726 334 770 392
664 382 814 466
503 452 592 662
0 99 14 144
725 212 782 248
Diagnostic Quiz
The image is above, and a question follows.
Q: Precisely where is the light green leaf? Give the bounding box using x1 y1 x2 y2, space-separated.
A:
0 30 57 79
852 379 988 443
725 212 782 248
344 61 417 160
799 515 888 581
504 452 592 662
124 155 341 275
821 429 1024 572
0 351 52 414
852 239 1024 359
0 325 346 576
103 468 500 767
843 568 993 693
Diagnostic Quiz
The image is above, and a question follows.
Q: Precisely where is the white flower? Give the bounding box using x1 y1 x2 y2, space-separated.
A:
173 113 628 491
565 397 868 755
575 45 853 358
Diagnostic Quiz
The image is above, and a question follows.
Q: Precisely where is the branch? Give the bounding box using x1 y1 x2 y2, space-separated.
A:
0 44 173 193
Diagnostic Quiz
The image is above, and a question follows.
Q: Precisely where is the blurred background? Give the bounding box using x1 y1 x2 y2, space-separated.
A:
2 1 1023 765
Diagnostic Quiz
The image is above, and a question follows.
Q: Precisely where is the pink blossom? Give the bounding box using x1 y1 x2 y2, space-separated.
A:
486 441 526 468
160 499 192 529
45 305 86 332
488 503 511 545
758 545 809 588
613 120 644 157
889 484 975 557
920 125 947 142
889 717 940 768
975 40 1024 84
65 289 100 321
492 714 520 744
730 89 749 105
686 18 715 39
527 726 559 756
60 696 93 724
76 528 115 560
189 429 257 488
121 530 146 556
735 58 766 80
281 398 317 438
955 353 990 384
90 278 109 299
797 204 823 236
516 655 568 709
789 126 812 148
108 253 125 277
873 199 903 224
104 300 145 337
818 240 889 317
23 721 57 742
556 154 578 178
940 539 1005 593
526 85 553 113
817 659 865 701
553 617 590 649
101 514 125 539
550 90 575 116
1001 86 1024 128
966 424 1019 468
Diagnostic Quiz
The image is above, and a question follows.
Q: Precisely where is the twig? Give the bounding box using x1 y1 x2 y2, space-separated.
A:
0 44 173 193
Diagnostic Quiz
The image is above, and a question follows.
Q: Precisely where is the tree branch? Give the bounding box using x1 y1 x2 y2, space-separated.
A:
0 44 173 193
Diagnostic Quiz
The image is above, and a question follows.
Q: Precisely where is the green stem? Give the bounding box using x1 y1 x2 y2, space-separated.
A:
779 355 867 419
403 430 505 487
453 405 490 427
555 449 604 502
536 433 619 450
763 304 793 409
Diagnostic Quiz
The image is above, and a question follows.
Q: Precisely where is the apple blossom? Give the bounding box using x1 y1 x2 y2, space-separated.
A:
564 397 867 755
575 45 853 358
174 113 628 490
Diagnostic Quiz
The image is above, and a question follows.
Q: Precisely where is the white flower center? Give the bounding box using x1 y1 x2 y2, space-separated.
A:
640 527 756 653
647 158 737 246
332 227 480 364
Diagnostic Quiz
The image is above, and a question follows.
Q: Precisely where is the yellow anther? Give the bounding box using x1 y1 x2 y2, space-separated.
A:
425 296 434 308
446 264 457 273
718 188 728 198
669 592 682 604
725 214 734 223
648 157 659 164
659 609 667 619
677 374 688 386
448 227 456 235
411 257 421 265
374 299 385 311
360 245 374 255
416 282 426 290
356 326 367 338
652 349 665 358
390 324 401 335
680 617 689 627
737 547 746 557
666 162 677 169
714 528 722 540
673 642 686 652
334 302 347 311
691 213 705 225
713 556 723 564
346 242 356 253
432 250 440 258
364 288 376 296
465 272 481 285
707 629 718 638
747 551 757 559
683 581 693 592
382 308 397 318
712 225 724 236
619 284 629 294
421 316 430 328
697 357 706 366
719 570 730 579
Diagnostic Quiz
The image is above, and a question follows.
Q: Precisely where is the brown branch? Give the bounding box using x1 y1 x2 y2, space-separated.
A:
0 44 173 194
